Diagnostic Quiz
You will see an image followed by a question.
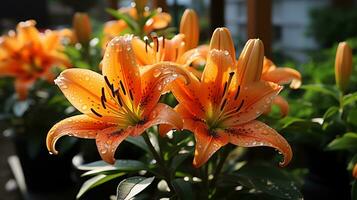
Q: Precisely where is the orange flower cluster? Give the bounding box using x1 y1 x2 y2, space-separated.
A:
0 20 70 99
47 9 297 168
103 3 171 48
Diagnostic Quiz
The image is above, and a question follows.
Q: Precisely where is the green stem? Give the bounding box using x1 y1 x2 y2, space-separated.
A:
210 146 231 189
142 132 177 196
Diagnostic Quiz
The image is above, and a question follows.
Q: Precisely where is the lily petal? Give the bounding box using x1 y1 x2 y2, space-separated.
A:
96 126 131 164
47 114 115 155
139 62 189 116
102 35 142 107
262 67 302 89
169 72 205 118
131 103 183 137
54 68 120 122
227 120 292 166
272 95 289 117
192 121 229 168
16 20 41 50
132 37 155 65
15 78 35 100
201 49 235 114
223 81 282 126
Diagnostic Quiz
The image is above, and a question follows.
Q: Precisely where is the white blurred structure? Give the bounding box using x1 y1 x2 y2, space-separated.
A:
225 0 329 62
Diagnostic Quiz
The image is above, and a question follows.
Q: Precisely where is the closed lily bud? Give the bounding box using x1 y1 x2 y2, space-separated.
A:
237 39 264 85
73 12 92 46
180 9 199 51
335 42 353 93
209 27 236 62
353 163 357 179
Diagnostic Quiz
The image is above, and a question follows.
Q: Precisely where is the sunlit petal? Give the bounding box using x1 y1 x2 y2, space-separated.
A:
262 67 302 89
46 114 115 155
223 81 282 126
96 126 131 164
132 103 183 137
227 120 292 166
54 68 120 122
139 62 189 116
102 35 142 107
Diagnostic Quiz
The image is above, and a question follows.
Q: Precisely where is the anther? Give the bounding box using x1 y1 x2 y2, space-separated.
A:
235 100 244 112
119 80 126 95
234 85 241 100
90 108 102 117
129 90 134 101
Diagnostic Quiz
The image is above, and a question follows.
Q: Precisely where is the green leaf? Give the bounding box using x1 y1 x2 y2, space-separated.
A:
327 132 357 151
106 8 139 33
78 159 147 172
76 173 125 199
347 109 357 126
343 92 357 106
116 176 155 200
352 180 357 200
172 178 193 200
301 84 339 100
170 152 191 171
323 106 339 120
125 136 149 153
220 163 302 200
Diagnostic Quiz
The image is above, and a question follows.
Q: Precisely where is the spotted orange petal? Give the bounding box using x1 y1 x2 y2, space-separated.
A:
227 120 292 166
191 121 229 168
102 36 142 108
96 126 131 164
131 103 183 137
169 72 205 118
223 81 282 127
46 114 116 155
201 50 235 115
131 37 155 65
139 62 189 116
54 68 120 123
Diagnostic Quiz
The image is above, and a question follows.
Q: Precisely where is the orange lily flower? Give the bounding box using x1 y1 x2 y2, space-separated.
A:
131 9 207 77
165 28 292 168
261 58 301 116
103 5 171 48
0 20 70 100
46 35 189 164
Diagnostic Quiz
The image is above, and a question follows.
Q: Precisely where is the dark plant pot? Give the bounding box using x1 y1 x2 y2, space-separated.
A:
302 147 351 200
14 135 79 193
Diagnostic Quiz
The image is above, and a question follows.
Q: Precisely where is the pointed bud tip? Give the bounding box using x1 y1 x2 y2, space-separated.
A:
209 27 236 61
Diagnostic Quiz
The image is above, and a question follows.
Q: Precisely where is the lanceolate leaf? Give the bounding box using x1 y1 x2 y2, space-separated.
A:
78 159 147 172
76 173 125 199
343 92 357 106
301 84 339 100
116 176 155 200
327 132 357 151
219 163 303 200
